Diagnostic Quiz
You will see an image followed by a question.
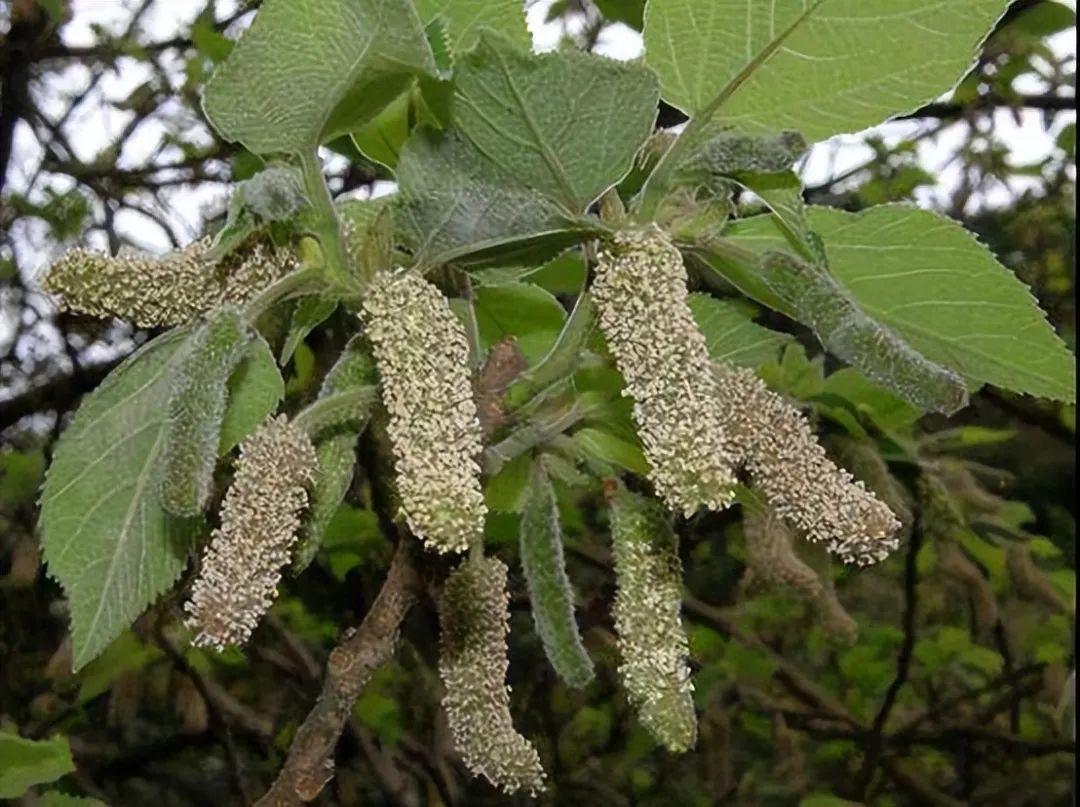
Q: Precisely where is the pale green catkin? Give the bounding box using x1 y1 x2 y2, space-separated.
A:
608 485 697 752
592 225 737 517
759 249 967 414
439 557 546 795
185 416 317 650
161 307 250 517
42 237 294 327
741 504 857 642
361 270 486 554
519 465 594 688
711 362 900 566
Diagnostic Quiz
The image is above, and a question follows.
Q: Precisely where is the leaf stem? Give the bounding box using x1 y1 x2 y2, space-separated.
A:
300 150 356 294
241 266 323 326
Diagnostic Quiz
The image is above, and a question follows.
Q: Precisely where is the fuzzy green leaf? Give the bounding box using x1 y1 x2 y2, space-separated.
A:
453 31 660 212
414 0 529 54
396 127 588 266
643 0 1007 142
0 732 75 799
203 0 434 154
473 283 567 364
219 335 284 454
40 331 200 671
520 466 595 688
727 206 1077 402
687 294 792 367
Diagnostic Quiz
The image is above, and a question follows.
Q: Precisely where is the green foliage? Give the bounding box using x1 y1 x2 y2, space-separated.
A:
0 732 75 799
218 336 285 453
642 0 1007 141
203 0 435 153
453 31 659 212
519 465 595 688
725 205 1077 401
414 0 530 52
40 329 202 670
687 294 792 366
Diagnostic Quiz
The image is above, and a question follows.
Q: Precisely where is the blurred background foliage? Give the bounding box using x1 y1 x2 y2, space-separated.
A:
0 1 1075 805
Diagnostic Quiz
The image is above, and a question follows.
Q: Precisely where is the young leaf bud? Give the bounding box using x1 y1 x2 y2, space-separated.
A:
712 362 900 566
439 557 546 794
519 465 594 688
742 504 857 641
592 226 737 516
361 270 486 554
184 416 317 649
161 307 251 516
608 485 697 752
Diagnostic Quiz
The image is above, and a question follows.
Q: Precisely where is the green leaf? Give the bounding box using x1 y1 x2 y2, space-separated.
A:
453 31 660 212
396 127 587 266
687 294 792 367
484 452 533 514
414 0 529 54
573 426 650 476
473 283 567 364
281 296 338 365
219 336 284 454
727 206 1077 401
40 329 202 670
520 465 595 688
0 448 45 507
820 368 922 432
643 0 1008 142
352 90 411 170
203 0 434 154
75 631 164 705
0 732 75 799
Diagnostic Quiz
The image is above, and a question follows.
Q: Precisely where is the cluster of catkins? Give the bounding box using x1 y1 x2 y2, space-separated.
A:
43 215 902 794
593 225 900 565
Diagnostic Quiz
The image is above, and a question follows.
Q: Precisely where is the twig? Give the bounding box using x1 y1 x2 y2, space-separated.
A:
854 505 924 797
255 540 422 806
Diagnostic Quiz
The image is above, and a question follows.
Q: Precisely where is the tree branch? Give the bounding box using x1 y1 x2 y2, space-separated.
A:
255 540 422 806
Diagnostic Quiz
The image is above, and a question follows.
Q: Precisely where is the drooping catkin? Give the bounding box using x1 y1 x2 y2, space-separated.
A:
438 557 546 794
711 362 900 566
1005 543 1073 615
184 416 317 649
741 504 857 641
519 465 594 688
936 541 999 634
42 237 293 327
592 226 737 517
161 307 251 516
361 270 486 554
608 485 697 752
